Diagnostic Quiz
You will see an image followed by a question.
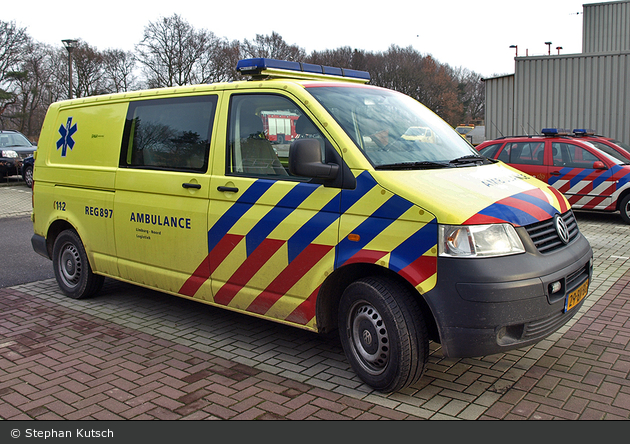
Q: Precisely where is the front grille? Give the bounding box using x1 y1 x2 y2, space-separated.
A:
566 262 590 293
525 210 579 254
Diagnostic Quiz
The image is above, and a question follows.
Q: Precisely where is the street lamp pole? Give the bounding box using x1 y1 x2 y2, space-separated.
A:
62 39 78 100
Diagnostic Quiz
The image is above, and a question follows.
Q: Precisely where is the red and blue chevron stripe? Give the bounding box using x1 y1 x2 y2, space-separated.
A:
178 171 438 326
464 188 568 226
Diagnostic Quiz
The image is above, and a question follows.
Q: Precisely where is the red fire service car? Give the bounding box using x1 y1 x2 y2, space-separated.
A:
477 128 630 224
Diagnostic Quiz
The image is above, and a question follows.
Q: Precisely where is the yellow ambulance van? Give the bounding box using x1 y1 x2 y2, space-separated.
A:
31 58 593 392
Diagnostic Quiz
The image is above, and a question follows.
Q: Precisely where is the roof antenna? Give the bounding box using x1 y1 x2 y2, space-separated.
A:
490 120 504 137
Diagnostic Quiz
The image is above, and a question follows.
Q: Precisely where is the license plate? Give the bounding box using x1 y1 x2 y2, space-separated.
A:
565 279 589 312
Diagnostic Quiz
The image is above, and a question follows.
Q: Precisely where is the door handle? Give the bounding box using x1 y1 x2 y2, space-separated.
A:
550 171 561 176
182 183 202 189
217 186 239 193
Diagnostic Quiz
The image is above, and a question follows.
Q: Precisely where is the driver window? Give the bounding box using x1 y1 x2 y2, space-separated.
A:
553 142 598 168
227 94 326 178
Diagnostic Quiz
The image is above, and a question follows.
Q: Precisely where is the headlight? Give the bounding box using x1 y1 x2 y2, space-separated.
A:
1 150 18 158
438 224 525 258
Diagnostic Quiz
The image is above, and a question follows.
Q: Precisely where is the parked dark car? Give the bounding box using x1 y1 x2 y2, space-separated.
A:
0 130 36 180
21 155 34 188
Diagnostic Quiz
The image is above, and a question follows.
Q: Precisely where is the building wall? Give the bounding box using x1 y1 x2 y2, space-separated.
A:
485 52 630 143
583 1 630 53
484 74 514 140
484 1 630 144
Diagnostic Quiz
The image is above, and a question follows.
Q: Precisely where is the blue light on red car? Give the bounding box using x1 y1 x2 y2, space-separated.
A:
541 128 570 136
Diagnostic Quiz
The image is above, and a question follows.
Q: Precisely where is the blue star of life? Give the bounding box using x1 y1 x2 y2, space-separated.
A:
57 117 77 157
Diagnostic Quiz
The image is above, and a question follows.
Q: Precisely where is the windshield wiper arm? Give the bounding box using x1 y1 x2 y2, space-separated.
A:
375 161 449 170
449 155 487 165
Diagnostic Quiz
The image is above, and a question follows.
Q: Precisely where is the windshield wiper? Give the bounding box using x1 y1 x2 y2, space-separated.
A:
449 155 488 166
375 161 449 170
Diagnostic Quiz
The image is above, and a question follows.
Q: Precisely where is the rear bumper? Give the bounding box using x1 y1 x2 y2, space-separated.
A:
31 234 50 260
423 231 593 358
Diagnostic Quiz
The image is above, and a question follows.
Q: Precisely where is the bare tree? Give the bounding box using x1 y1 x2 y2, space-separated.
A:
71 41 107 98
241 32 305 61
198 38 242 83
454 68 485 123
307 47 369 72
6 42 56 136
0 20 30 119
102 49 138 93
363 46 463 126
135 14 214 88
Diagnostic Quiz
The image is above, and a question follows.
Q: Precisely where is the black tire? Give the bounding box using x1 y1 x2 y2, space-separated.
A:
338 277 429 393
52 229 104 299
620 194 630 225
23 164 33 188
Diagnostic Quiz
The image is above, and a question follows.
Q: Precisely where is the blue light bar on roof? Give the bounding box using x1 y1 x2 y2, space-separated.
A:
573 128 596 136
541 128 569 136
236 58 371 81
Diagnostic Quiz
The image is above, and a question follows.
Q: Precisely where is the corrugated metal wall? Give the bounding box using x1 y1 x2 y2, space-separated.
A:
583 1 630 53
484 75 514 140
485 53 630 143
484 1 630 144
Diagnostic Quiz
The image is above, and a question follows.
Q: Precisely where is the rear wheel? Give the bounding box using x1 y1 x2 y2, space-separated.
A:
620 194 630 224
338 277 429 393
52 229 104 299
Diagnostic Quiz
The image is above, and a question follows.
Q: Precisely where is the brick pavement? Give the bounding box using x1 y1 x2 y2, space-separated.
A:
1 185 630 420
0 284 422 420
481 269 630 420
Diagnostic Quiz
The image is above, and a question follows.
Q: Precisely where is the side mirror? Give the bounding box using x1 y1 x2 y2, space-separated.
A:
289 139 339 180
593 161 607 170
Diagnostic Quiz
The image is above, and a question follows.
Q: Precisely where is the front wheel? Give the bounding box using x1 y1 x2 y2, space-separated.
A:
52 229 104 299
22 164 33 188
338 277 429 393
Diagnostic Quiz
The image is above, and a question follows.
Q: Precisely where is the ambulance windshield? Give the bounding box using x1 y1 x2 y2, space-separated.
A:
306 86 483 169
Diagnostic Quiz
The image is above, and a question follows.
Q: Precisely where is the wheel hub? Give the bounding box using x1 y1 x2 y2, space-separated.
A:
349 303 390 374
59 244 81 286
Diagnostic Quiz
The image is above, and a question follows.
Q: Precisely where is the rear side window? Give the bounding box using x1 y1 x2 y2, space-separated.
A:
120 95 218 172
503 142 545 165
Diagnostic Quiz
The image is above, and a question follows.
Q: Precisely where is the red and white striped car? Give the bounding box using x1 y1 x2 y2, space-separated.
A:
476 129 630 224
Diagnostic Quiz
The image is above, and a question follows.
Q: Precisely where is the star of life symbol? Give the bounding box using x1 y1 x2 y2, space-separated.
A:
56 117 77 157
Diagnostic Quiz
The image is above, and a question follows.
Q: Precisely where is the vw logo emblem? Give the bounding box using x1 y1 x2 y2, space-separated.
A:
362 330 373 346
554 214 570 244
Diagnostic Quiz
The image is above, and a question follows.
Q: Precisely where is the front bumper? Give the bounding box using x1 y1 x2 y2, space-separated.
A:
0 159 21 177
423 229 593 358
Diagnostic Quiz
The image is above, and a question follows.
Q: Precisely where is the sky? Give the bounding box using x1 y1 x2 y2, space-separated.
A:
5 0 591 79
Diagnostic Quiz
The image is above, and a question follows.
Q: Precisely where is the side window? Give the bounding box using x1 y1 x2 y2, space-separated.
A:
227 94 326 178
120 95 217 172
553 142 599 168
552 143 565 166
